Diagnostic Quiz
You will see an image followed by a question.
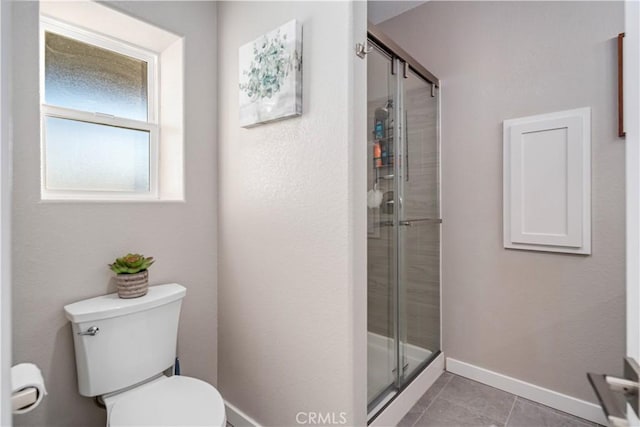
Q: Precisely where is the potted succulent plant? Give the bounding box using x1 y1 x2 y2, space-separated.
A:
109 253 155 299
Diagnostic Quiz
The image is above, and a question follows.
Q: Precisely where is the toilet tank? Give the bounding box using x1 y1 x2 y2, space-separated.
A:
64 283 186 397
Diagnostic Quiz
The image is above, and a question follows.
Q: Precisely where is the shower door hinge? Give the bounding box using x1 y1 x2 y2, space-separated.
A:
355 42 372 59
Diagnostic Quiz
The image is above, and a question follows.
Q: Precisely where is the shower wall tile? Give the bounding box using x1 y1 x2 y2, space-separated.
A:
403 85 439 221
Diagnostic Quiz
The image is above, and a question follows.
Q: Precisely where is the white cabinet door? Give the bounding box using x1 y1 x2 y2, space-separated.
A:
503 108 591 254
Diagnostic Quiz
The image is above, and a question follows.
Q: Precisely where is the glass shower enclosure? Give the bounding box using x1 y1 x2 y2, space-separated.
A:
366 28 441 418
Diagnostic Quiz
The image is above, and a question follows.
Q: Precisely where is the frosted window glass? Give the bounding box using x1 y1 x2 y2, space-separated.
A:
45 117 150 192
45 32 148 121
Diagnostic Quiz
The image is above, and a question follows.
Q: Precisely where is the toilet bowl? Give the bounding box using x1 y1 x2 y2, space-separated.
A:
64 283 226 427
104 376 226 427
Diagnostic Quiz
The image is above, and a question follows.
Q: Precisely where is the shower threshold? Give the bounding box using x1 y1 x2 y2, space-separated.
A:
367 332 441 423
368 351 444 426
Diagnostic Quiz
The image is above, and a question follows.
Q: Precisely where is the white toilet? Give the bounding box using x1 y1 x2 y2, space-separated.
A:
63 283 226 427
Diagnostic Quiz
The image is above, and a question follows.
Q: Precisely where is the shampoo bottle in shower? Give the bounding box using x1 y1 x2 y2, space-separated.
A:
373 142 382 168
374 119 384 139
381 142 389 165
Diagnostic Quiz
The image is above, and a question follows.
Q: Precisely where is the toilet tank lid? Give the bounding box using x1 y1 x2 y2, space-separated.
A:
64 283 186 323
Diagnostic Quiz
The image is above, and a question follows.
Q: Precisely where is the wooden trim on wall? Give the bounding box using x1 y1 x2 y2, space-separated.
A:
619 32 626 138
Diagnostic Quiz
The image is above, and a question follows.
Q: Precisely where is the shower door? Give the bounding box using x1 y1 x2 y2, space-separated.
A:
366 43 399 407
366 36 441 415
397 66 441 382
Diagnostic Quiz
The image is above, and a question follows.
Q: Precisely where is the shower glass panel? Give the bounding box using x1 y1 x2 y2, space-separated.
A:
366 44 398 406
398 68 440 382
367 35 441 417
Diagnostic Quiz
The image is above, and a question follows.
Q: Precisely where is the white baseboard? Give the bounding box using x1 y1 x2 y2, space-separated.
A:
225 400 261 427
446 358 607 426
370 353 445 427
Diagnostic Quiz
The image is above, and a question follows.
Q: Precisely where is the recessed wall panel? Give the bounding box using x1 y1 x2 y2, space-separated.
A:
521 127 569 235
504 108 590 254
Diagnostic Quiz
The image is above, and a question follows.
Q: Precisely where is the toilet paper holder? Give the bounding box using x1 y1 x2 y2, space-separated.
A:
12 387 38 412
11 363 47 414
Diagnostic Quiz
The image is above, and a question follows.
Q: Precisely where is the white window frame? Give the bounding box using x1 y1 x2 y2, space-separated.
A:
40 16 161 201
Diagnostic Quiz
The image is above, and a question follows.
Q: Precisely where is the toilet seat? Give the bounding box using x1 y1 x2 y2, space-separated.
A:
108 376 226 427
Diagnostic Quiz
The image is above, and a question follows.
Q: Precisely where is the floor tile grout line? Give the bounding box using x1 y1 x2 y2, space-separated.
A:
406 374 594 427
433 374 517 426
520 397 598 427
409 373 454 427
503 396 518 427
435 374 514 410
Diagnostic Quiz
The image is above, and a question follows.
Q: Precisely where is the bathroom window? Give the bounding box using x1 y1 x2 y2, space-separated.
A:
39 5 185 201
41 19 158 200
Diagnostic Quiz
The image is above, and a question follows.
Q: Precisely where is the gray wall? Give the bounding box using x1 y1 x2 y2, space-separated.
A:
11 2 217 426
380 1 626 403
1 1 13 425
217 1 367 425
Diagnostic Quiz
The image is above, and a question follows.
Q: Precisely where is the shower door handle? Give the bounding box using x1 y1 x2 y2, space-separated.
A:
378 220 421 227
399 218 443 226
377 218 443 227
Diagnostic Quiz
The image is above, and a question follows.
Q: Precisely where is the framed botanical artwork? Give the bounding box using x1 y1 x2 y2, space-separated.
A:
239 20 302 128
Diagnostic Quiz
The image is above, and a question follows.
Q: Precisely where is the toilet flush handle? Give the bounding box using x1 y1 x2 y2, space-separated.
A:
78 326 99 336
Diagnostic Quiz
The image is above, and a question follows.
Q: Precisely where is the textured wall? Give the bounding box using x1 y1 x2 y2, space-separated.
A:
380 1 625 403
217 1 367 425
0 1 12 425
11 2 217 426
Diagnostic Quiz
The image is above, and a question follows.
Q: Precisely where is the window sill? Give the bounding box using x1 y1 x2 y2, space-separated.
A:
39 198 186 204
41 190 185 203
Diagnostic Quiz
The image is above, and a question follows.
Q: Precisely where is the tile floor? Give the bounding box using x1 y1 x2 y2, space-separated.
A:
398 373 602 427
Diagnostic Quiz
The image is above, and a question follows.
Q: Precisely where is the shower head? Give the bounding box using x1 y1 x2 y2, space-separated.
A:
374 99 393 121
374 107 388 121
